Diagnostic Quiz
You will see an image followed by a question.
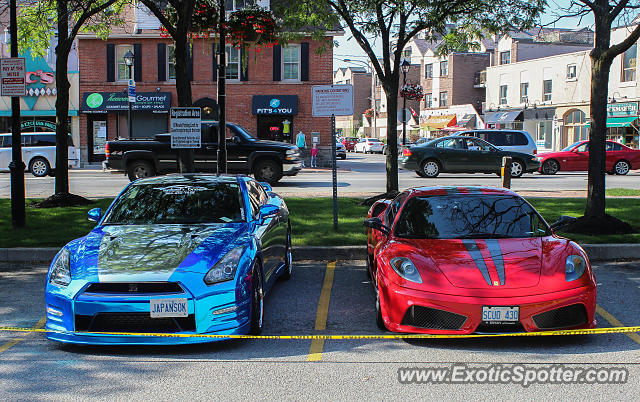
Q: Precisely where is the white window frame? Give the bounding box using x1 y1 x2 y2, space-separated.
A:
439 91 448 107
116 44 134 82
226 45 241 81
622 44 637 82
424 93 432 108
440 60 448 77
543 79 552 102
425 63 433 78
281 44 301 82
225 0 256 12
566 64 577 80
500 51 510 65
167 44 176 81
520 82 528 104
500 85 508 105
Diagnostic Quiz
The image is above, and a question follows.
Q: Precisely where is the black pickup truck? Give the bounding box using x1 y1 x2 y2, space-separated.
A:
105 122 302 184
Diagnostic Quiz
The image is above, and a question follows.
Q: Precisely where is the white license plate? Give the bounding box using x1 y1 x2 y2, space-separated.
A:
150 298 188 318
482 306 519 322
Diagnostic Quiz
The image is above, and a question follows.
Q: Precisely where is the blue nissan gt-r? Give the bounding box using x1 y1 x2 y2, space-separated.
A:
45 174 292 345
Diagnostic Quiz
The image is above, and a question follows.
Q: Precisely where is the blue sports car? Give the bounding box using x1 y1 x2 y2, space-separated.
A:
45 174 292 345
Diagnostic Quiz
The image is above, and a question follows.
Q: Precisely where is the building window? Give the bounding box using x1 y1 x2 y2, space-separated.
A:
563 109 589 147
282 45 300 81
425 63 433 78
499 85 508 104
346 79 351 85
537 121 552 149
440 60 448 77
225 0 255 11
500 51 510 65
424 93 432 108
226 45 240 80
622 43 637 82
116 44 134 81
520 82 528 104
403 48 412 58
566 64 577 80
167 45 176 80
439 91 448 107
543 79 552 101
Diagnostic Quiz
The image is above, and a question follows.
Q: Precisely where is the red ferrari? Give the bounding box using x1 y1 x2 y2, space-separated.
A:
364 186 597 334
537 140 640 175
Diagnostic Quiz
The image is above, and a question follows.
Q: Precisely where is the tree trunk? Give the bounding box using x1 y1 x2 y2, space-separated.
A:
54 1 71 194
384 84 399 193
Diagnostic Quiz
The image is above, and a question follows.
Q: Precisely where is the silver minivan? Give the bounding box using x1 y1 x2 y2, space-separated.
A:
0 132 80 177
459 129 537 155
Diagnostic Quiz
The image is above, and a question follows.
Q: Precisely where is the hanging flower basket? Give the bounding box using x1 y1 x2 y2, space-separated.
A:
364 108 374 118
400 84 424 100
226 6 279 51
160 0 219 38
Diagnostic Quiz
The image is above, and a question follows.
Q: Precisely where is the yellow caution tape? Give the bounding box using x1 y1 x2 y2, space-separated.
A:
0 326 639 339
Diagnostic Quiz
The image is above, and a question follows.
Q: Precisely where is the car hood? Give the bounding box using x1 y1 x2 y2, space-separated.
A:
70 223 250 282
394 238 542 289
252 139 297 149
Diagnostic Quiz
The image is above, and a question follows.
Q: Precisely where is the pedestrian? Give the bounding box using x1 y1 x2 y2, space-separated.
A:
296 131 307 167
310 143 318 168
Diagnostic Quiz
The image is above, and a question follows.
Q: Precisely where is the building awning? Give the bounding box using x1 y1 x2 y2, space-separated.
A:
421 114 457 130
0 110 78 116
586 116 638 127
484 110 523 124
456 114 476 127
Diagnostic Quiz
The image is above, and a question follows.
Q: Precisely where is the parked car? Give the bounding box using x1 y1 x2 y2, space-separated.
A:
105 122 301 184
0 132 79 177
458 129 537 155
342 137 358 152
354 137 384 154
45 174 292 345
399 136 540 178
537 140 640 175
335 141 346 159
364 186 596 334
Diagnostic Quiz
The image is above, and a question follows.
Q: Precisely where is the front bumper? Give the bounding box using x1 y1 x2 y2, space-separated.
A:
379 276 597 334
283 161 302 176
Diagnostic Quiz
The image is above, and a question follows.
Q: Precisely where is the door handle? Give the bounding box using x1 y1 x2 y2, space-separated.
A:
206 146 216 150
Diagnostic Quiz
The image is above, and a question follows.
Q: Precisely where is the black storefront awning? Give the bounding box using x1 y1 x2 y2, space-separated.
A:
523 107 555 121
252 95 298 115
484 110 523 124
81 92 171 113
457 114 477 127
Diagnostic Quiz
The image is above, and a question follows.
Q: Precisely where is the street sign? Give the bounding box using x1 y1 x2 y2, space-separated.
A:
397 108 411 123
0 57 26 97
170 107 201 149
312 85 354 117
128 79 136 103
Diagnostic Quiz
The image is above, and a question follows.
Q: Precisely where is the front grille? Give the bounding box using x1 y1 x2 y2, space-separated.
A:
475 322 525 333
84 282 184 294
401 305 467 330
532 304 588 330
75 313 196 333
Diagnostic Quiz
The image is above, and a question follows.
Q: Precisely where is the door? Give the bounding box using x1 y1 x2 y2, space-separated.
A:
433 137 469 171
465 138 502 172
565 142 588 171
88 115 108 162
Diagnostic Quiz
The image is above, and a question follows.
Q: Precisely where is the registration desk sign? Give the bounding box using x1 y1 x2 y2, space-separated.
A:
1 57 26 97
170 107 201 149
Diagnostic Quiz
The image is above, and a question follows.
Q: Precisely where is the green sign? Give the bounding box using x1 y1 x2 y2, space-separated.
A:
86 93 104 109
607 102 638 116
21 120 56 131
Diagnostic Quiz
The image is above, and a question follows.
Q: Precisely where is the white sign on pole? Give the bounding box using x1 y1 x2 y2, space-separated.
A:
312 85 354 117
0 57 26 97
128 79 136 103
397 108 411 123
170 107 201 149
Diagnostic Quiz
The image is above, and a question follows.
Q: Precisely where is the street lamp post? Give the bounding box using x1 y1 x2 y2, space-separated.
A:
342 59 376 137
401 58 411 146
123 50 134 139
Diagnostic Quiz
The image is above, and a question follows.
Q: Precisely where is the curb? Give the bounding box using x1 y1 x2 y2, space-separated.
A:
1 245 638 264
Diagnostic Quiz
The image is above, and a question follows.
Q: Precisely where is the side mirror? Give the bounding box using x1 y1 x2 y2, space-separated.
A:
259 204 279 221
363 217 390 236
550 215 576 230
88 208 102 223
259 182 273 193
233 135 242 144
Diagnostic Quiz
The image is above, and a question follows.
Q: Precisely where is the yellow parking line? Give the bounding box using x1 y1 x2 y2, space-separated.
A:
0 317 46 355
596 305 640 345
308 261 336 362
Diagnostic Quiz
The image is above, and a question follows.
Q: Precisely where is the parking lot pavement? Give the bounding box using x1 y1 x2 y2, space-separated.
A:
0 261 638 399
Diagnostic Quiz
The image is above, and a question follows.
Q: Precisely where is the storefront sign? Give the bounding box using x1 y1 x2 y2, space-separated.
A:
312 85 354 117
128 79 136 103
607 102 638 116
21 120 56 131
170 107 201 149
81 92 171 113
252 95 298 115
0 57 26 97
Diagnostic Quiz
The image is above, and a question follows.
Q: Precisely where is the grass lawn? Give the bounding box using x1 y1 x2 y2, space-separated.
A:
605 188 640 197
0 197 638 248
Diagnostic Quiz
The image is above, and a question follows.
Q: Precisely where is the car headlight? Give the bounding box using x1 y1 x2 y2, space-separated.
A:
286 149 300 160
204 246 245 285
565 255 586 281
49 248 71 286
389 257 423 283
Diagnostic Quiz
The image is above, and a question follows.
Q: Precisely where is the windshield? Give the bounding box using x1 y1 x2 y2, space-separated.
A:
561 141 582 151
103 181 245 225
394 194 550 239
229 123 257 141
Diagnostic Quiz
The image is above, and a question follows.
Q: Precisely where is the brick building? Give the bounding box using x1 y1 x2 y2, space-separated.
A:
76 2 338 165
332 66 372 136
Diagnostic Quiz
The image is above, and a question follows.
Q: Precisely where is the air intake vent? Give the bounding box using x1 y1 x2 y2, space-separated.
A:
532 304 588 330
401 305 467 330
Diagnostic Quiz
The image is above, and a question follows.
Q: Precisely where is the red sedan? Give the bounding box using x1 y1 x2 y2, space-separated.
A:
342 137 358 152
537 140 640 175
364 186 596 334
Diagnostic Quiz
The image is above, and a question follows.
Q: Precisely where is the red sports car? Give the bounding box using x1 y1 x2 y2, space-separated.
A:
537 140 640 175
364 186 596 334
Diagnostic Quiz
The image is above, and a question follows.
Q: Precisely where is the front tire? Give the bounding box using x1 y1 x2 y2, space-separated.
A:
29 157 50 177
254 159 283 184
415 170 427 178
249 264 264 335
541 159 559 175
510 159 524 178
421 159 441 178
281 223 293 280
614 160 630 175
375 282 386 331
127 160 155 181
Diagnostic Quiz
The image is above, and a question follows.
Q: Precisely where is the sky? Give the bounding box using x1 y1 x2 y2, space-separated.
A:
332 0 601 70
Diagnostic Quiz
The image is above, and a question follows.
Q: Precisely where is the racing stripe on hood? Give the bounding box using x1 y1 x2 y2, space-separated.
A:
461 239 492 286
485 239 505 286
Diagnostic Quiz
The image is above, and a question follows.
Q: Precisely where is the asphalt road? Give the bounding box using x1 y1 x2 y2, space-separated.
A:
0 260 638 400
2 153 640 198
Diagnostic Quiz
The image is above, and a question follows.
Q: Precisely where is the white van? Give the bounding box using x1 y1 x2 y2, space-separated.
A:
0 132 80 177
458 129 537 155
